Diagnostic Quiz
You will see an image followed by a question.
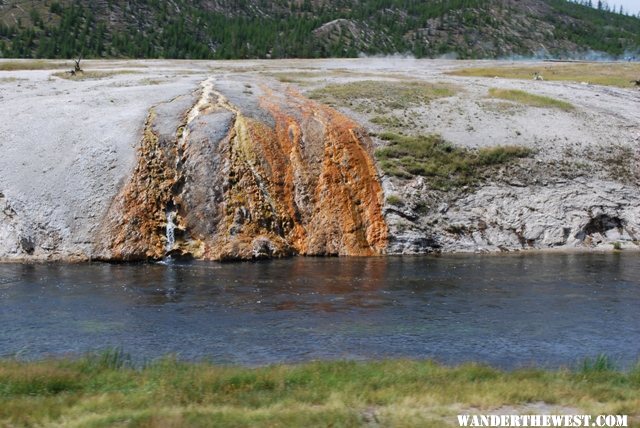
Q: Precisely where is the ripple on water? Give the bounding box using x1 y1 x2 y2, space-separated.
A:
0 253 639 368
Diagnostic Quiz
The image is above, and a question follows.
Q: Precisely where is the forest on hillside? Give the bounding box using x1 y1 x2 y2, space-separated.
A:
0 0 638 59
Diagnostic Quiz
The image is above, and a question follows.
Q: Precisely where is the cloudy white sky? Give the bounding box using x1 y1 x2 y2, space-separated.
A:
604 1 640 14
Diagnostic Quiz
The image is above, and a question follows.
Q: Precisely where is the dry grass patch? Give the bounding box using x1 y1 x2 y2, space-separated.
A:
267 71 330 83
0 60 68 71
488 88 574 111
449 63 640 88
137 78 166 86
308 80 456 112
52 70 139 81
268 70 396 84
0 77 26 84
479 100 524 115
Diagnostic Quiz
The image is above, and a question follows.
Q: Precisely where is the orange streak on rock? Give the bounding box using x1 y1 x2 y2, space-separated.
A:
95 110 178 261
258 87 388 256
202 116 295 260
97 82 387 261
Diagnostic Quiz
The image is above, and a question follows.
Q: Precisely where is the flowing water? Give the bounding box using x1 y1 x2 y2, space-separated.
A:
1 253 639 368
165 209 177 254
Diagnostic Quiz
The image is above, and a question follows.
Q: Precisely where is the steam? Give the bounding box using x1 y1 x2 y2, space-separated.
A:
356 52 417 60
499 48 639 62
356 49 638 62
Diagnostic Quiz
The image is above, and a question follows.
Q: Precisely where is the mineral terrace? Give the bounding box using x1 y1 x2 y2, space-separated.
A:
0 58 638 261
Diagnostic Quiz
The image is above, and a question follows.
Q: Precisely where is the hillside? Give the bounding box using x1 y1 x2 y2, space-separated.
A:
0 0 639 59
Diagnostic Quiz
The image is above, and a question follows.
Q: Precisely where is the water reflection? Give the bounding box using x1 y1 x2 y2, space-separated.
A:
0 253 639 367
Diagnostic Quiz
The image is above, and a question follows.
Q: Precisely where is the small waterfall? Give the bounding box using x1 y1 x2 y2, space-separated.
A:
161 79 215 261
165 209 177 254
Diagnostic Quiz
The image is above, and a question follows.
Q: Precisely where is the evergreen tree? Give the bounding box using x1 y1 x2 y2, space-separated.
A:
0 0 637 59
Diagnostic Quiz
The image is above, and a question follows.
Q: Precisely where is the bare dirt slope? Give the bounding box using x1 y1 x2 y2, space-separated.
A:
0 58 638 261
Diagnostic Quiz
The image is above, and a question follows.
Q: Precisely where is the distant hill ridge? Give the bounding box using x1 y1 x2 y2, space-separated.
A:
0 0 638 59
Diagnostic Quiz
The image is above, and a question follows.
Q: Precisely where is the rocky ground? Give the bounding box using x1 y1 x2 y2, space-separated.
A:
0 58 638 261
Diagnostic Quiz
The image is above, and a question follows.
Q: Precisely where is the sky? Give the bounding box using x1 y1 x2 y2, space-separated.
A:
605 1 640 15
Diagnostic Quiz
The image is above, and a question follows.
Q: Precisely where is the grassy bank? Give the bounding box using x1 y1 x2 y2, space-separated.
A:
1 353 639 427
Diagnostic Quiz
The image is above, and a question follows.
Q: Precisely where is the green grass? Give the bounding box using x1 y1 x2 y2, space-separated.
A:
375 132 533 190
370 115 405 129
580 354 617 374
308 80 455 112
488 88 575 111
1 352 639 427
52 70 139 80
449 63 640 88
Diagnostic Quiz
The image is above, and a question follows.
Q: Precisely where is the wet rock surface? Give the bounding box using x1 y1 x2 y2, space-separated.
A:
95 77 387 261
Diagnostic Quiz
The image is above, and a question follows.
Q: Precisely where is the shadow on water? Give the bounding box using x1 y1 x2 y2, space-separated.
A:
0 253 639 368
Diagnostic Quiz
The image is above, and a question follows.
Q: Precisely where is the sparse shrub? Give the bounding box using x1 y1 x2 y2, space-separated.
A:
602 145 635 183
375 132 533 190
386 194 404 207
371 115 404 128
50 2 63 14
29 9 42 27
413 201 429 214
477 146 533 165
612 241 622 250
445 224 469 235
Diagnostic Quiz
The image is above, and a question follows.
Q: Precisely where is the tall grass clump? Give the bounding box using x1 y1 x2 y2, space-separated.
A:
80 347 133 371
578 354 617 374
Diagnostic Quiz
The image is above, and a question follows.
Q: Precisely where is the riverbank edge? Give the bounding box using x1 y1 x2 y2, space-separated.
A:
1 354 639 427
0 245 638 264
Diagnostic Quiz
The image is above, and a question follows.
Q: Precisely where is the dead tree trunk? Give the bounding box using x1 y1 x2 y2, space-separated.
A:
70 55 83 76
74 55 82 73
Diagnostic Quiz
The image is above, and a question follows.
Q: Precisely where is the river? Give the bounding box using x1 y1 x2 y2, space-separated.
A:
1 253 638 368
